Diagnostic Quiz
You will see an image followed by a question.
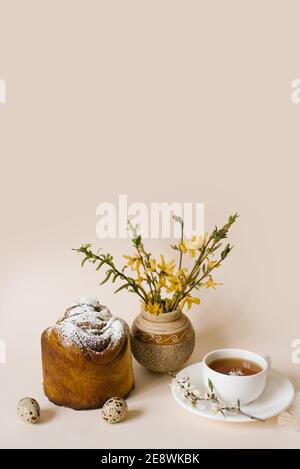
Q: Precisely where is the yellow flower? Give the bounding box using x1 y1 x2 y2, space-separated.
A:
183 235 205 257
180 295 201 310
179 240 187 253
123 255 142 272
157 273 167 289
179 234 207 257
166 268 186 293
185 235 204 250
136 274 145 284
157 255 175 276
144 302 164 315
146 258 157 273
204 276 222 289
166 275 184 293
176 267 188 278
207 260 220 270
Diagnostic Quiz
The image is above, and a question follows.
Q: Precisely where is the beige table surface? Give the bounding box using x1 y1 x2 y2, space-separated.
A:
1 0 300 449
0 293 299 449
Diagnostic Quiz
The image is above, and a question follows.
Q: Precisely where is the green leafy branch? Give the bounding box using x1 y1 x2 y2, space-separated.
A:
127 219 160 302
170 213 239 311
73 244 148 301
74 212 238 314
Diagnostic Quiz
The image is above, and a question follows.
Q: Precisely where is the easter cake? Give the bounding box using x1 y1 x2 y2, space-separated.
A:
41 298 134 410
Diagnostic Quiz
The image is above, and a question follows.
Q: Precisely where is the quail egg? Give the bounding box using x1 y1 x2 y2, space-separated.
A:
102 397 127 424
17 397 40 424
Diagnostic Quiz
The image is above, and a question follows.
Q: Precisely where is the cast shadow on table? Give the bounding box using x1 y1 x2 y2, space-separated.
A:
124 409 144 422
130 362 167 396
39 408 56 424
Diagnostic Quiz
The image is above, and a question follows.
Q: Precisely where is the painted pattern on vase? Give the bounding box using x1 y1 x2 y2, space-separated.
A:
131 308 195 373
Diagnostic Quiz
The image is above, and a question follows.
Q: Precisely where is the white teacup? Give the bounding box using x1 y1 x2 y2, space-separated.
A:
202 348 271 406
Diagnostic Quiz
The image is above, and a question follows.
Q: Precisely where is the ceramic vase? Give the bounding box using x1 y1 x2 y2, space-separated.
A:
131 308 195 373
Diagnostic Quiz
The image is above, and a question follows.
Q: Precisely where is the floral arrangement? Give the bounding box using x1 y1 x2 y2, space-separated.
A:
75 213 238 315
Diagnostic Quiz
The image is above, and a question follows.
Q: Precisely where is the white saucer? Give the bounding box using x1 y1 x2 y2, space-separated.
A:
171 362 295 422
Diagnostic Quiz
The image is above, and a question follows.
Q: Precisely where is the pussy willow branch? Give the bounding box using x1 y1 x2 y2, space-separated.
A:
168 372 265 422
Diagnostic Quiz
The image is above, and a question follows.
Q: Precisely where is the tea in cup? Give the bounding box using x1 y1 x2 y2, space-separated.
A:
202 348 271 405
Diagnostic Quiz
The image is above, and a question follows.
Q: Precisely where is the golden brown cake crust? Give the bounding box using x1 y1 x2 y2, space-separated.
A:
41 299 134 410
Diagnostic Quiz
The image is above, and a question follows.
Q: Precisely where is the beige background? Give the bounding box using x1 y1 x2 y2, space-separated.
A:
0 0 300 448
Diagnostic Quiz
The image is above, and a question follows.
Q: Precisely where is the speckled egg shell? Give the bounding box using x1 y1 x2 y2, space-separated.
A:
102 397 127 424
17 397 40 424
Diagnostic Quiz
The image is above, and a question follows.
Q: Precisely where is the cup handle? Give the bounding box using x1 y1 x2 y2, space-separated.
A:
260 354 272 370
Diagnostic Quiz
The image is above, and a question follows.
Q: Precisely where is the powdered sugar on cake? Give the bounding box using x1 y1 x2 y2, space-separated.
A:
50 298 126 353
